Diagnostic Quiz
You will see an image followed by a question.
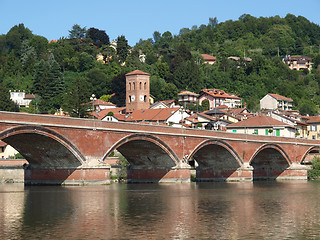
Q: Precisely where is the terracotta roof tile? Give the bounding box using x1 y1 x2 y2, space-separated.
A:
126 107 180 122
24 94 35 99
307 116 320 124
268 93 293 101
227 114 292 128
201 54 216 61
95 107 126 120
200 89 241 100
125 70 150 76
178 91 198 96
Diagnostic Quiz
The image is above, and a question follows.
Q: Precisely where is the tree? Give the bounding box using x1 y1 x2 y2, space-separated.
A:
63 77 90 118
0 83 19 112
201 99 210 110
209 17 218 28
116 35 129 63
32 58 63 112
86 27 109 48
69 24 87 39
86 68 110 98
5 24 32 56
111 73 126 106
298 99 318 116
100 94 112 102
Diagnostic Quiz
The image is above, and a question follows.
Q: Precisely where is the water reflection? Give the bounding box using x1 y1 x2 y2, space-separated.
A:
1 182 320 239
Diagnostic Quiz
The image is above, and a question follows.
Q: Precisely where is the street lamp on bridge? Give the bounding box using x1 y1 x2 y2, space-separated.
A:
90 94 96 119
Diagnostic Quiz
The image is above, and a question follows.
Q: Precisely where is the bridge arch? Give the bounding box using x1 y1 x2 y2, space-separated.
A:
189 139 243 168
249 144 291 180
0 125 85 168
189 140 243 181
103 134 179 168
301 146 320 164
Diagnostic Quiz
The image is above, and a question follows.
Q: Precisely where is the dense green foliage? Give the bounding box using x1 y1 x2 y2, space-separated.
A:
0 14 320 116
308 157 320 179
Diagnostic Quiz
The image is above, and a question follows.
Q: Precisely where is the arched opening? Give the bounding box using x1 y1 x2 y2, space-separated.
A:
250 145 290 180
133 82 135 90
139 82 142 90
144 95 147 102
0 126 84 168
129 82 131 91
103 135 179 182
301 147 320 165
0 126 86 184
1 133 83 168
117 140 176 168
190 141 242 181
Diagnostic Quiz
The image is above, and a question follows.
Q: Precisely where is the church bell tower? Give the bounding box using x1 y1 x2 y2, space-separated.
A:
125 70 150 113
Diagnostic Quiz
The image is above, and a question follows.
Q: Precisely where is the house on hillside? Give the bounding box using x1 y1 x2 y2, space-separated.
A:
260 93 294 111
198 89 241 109
226 114 296 138
306 116 320 140
265 111 308 138
204 108 239 123
10 90 35 107
178 91 198 107
95 107 126 122
201 54 216 65
184 112 216 129
199 88 241 109
283 55 312 71
90 99 116 111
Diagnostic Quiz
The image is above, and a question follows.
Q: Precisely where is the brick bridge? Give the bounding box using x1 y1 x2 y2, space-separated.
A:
0 111 319 184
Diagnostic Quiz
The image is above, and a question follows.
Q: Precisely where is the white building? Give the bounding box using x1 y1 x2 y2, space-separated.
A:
260 93 294 111
9 90 35 107
0 141 19 159
198 89 241 109
226 114 296 138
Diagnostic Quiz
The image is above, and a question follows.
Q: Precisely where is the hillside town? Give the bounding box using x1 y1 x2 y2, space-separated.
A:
2 53 318 159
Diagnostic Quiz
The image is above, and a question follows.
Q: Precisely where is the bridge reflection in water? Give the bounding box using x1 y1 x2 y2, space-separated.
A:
0 182 319 239
0 111 319 184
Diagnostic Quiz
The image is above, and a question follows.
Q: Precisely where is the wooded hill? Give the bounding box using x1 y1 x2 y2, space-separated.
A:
0 14 320 116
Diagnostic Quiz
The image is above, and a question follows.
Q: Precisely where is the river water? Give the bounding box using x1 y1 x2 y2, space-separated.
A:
1 181 320 239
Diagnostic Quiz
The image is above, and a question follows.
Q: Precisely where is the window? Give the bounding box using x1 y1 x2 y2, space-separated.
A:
265 129 268 135
140 82 142 90
129 82 131 90
312 135 316 140
144 82 147 90
276 129 280 136
128 95 131 103
232 130 237 133
254 129 258 134
311 125 317 131
144 95 147 102
133 82 135 90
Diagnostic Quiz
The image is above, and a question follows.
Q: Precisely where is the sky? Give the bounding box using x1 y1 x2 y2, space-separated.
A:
1 0 320 46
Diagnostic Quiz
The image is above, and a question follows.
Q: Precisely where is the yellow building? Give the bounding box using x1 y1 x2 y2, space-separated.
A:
307 116 320 140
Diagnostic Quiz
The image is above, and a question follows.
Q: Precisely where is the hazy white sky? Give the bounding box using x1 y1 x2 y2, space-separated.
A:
1 0 320 46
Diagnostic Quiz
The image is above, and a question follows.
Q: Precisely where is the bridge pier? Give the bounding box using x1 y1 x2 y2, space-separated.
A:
196 163 253 182
253 163 309 180
127 163 191 183
24 165 111 185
